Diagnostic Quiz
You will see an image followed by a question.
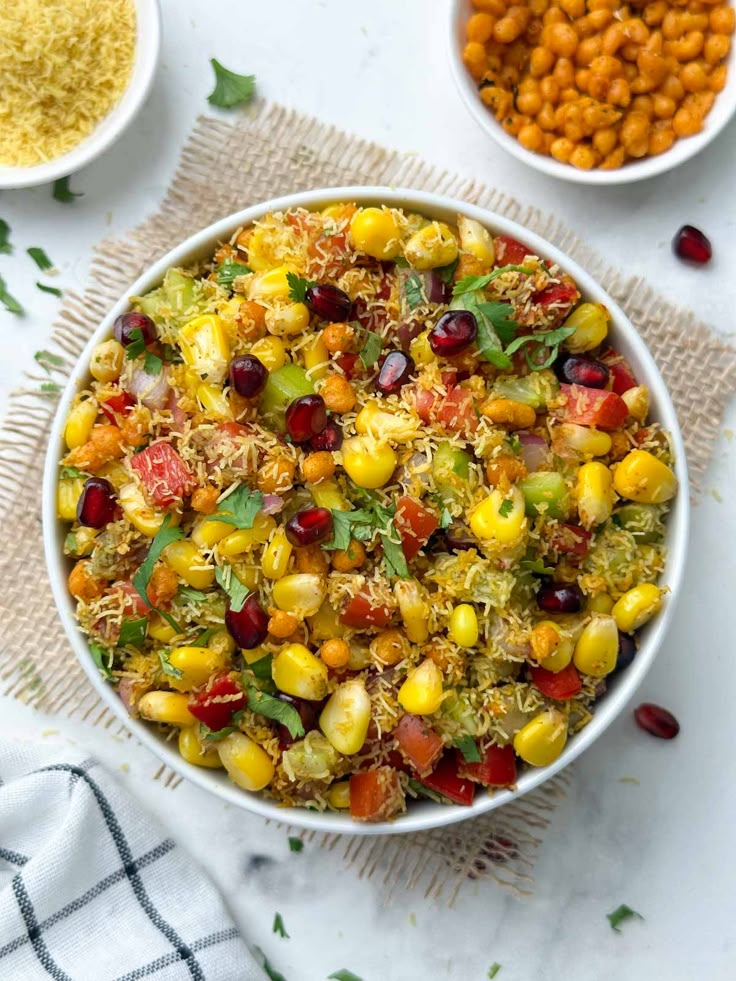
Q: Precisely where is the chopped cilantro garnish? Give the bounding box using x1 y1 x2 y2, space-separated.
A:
393 255 409 268
454 735 481 763
519 557 554 576
207 59 256 109
0 275 23 315
288 836 304 853
285 271 316 303
328 970 364 980
0 219 13 255
132 516 184 632
498 499 514 518
200 716 243 741
439 507 453 530
178 586 208 604
157 649 183 681
505 325 576 371
206 484 264 530
143 349 163 376
59 464 87 479
248 654 274 681
325 508 374 551
216 258 252 287
452 264 534 296
89 642 114 681
53 177 83 203
27 247 54 272
508 434 522 454
118 618 148 649
124 326 147 361
357 328 382 368
435 256 459 285
272 912 289 939
254 947 287 981
326 496 408 577
607 904 643 932
380 527 409 579
488 964 502 979
215 563 249 613
246 686 305 739
37 282 63 298
404 271 425 310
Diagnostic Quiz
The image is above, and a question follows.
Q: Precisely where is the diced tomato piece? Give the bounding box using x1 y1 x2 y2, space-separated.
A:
533 281 579 309
395 496 439 560
115 581 149 617
101 392 135 423
530 662 582 700
419 753 476 806
188 675 248 732
395 714 444 776
335 353 361 379
350 767 405 822
340 593 393 628
495 235 532 265
550 523 592 559
130 440 196 506
458 744 517 788
600 349 638 395
413 386 479 435
557 383 628 431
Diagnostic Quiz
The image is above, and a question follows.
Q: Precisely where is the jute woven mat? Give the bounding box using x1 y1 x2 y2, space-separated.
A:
2 103 734 904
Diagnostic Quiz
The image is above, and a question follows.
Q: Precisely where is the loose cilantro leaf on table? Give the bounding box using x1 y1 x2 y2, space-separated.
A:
454 735 481 763
118 617 148 648
53 177 83 203
37 282 63 297
246 686 305 739
357 328 382 368
39 382 61 395
89 642 114 681
217 258 252 287
254 948 287 981
286 272 316 303
0 219 13 255
27 247 54 272
0 275 23 315
272 912 289 939
206 484 264 530
328 969 364 980
207 59 256 109
157 649 183 681
288 836 304 853
215 563 249 613
607 904 643 932
404 271 424 310
488 964 502 979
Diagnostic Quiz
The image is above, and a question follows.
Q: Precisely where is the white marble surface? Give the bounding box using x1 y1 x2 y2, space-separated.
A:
1 1 735 978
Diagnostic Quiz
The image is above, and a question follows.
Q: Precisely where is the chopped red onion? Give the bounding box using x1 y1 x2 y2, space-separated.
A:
517 431 549 472
261 494 285 515
126 365 170 410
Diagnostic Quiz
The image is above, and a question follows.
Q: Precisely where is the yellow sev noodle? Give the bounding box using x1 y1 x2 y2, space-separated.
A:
0 0 136 167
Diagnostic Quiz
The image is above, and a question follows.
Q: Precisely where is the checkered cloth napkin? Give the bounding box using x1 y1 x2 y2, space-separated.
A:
0 738 265 980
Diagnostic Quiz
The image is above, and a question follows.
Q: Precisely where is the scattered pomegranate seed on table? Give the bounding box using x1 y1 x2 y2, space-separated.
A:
672 225 712 265
634 703 680 739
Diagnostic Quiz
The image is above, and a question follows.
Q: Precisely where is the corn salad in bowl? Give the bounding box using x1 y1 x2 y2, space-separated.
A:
48 190 686 829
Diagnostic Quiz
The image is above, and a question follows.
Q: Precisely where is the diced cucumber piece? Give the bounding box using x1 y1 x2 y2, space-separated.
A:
492 370 559 409
518 472 569 519
613 503 666 543
260 364 315 429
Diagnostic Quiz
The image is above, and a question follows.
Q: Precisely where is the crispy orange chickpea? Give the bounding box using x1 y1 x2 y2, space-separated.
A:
463 41 488 81
560 0 586 17
590 54 624 78
530 622 561 662
631 94 655 116
485 455 528 486
294 544 329 576
637 49 669 83
120 406 151 448
550 136 576 161
576 67 593 91
648 125 676 154
301 451 335 484
544 22 579 56
539 75 560 102
236 301 267 342
480 84 514 117
704 32 732 63
653 92 677 117
644 0 668 25
268 609 300 639
593 126 619 155
662 10 684 40
65 425 125 472
256 454 296 494
494 16 524 44
665 30 705 59
537 101 559 129
621 110 651 155
321 322 356 354
319 638 351 670
68 561 105 601
543 7 567 26
660 73 685 101
588 8 614 30
601 22 625 54
673 104 703 135
331 539 366 572
623 17 650 43
577 35 603 66
709 63 728 91
467 11 495 42
530 45 556 76
518 89 543 115
529 0 549 15
608 430 631 461
473 0 506 15
608 76 632 105
370 629 409 667
680 60 709 91
710 5 735 33
569 144 598 169
148 564 179 607
518 122 545 151
191 485 220 515
321 374 356 413
553 56 576 87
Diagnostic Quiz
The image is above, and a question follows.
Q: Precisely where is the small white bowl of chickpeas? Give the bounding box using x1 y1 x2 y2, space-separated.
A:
449 0 736 183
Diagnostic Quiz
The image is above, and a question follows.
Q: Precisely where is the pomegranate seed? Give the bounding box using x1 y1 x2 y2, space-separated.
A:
309 417 343 452
276 694 319 747
76 477 116 528
673 225 712 265
229 354 268 397
634 702 680 739
613 632 637 674
285 394 327 444
376 351 415 395
429 310 477 356
536 581 584 613
305 284 352 322
285 507 333 546
556 355 610 389
224 594 269 649
113 312 156 347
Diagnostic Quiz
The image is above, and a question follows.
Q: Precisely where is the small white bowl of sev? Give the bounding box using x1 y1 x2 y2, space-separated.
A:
0 0 161 190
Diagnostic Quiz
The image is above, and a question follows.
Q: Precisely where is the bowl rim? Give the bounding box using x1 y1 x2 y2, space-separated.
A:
42 185 690 835
446 0 736 186
0 0 161 190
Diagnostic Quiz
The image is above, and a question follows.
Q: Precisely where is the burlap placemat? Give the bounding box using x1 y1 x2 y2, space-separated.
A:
2 103 734 903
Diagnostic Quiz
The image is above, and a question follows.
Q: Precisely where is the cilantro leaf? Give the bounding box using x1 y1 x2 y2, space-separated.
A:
404 271 425 310
132 516 184 609
0 275 23 315
206 485 264 530
0 219 13 255
508 434 522 454
37 282 63 298
272 912 289 939
488 965 502 979
328 970 364 980
454 735 481 763
435 256 459 286
192 627 217 646
607 904 643 932
246 686 305 739
53 177 83 203
407 778 449 805
358 329 382 368
254 948 287 981
288 836 304 853
248 654 274 681
286 271 316 303
158 649 183 681
453 292 512 369
393 256 410 268
519 557 555 576
215 563 249 613
124 326 146 361
27 247 54 272
89 642 114 681
178 585 208 604
35 349 64 372
452 264 535 297
207 59 256 109
143 350 163 376
505 325 576 372
217 258 252 287
325 508 374 551
118 618 148 648
59 464 87 479
478 301 518 347
200 716 243 741
498 499 514 518
379 528 409 578
439 507 453 530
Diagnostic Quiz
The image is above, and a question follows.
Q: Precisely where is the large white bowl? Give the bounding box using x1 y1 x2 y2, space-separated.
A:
42 187 690 835
0 0 161 190
448 0 736 185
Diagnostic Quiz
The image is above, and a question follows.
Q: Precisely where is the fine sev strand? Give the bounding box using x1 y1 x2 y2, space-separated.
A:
0 0 136 167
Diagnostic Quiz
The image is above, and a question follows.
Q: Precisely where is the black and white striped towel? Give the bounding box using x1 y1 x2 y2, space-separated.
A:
0 739 265 980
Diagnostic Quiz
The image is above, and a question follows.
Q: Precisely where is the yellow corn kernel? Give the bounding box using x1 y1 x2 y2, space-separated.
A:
217 513 276 557
138 691 196 727
310 478 349 512
248 264 299 301
562 303 610 353
558 423 612 458
64 399 98 449
349 207 402 260
179 314 230 385
266 301 311 337
217 732 275 791
621 385 650 422
249 336 287 372
196 382 233 421
513 710 568 767
178 726 224 768
573 614 619 676
307 600 346 640
354 401 418 444
319 678 372 755
191 515 232 549
261 528 293 579
612 583 663 632
242 645 269 666
613 450 677 504
327 781 351 809
409 330 436 366
448 604 479 647
576 461 616 529
272 642 329 700
304 335 329 381
539 636 575 673
341 435 397 489
457 215 496 269
272 573 327 618
166 645 230 693
89 339 125 383
586 592 614 615
394 579 430 644
208 630 237 658
57 477 85 521
469 486 527 544
404 221 459 271
148 615 179 643
97 460 129 491
163 540 215 590
118 481 174 537
397 658 444 716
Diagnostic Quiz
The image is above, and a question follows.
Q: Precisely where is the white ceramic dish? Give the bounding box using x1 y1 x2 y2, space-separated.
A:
42 186 690 835
0 0 161 191
448 0 736 185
